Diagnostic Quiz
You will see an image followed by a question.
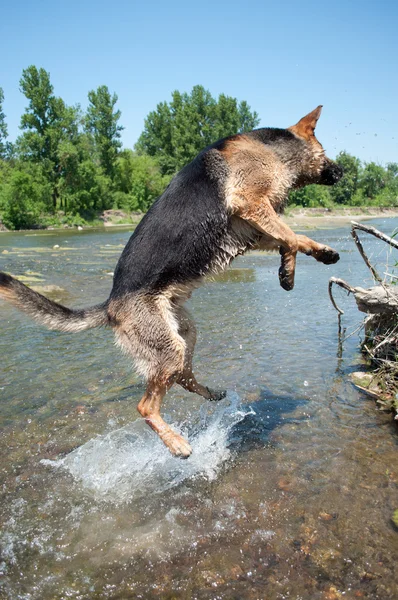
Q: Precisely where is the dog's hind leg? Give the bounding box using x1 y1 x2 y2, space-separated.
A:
176 306 226 401
111 293 193 457
137 377 193 458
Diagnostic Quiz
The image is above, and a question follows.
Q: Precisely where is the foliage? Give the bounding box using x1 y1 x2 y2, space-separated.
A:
85 85 123 181
59 156 113 214
360 162 386 199
17 66 81 208
0 163 52 229
114 150 170 211
1 69 397 228
289 185 333 208
330 152 361 204
0 88 9 159
136 85 260 174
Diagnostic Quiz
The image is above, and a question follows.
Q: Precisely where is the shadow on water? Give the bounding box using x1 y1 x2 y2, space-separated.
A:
229 387 308 452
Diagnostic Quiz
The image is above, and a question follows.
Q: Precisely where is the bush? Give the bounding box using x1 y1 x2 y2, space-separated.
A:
114 151 169 212
59 159 113 213
373 187 398 207
288 185 333 208
0 166 52 229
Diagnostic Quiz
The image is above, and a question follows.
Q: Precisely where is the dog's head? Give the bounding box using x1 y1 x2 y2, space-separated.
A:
288 106 343 187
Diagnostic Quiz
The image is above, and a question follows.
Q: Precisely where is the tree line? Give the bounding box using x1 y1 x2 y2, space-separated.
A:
0 67 396 230
289 152 398 209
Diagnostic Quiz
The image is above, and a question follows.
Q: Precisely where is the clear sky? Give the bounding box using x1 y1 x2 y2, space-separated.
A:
1 0 397 164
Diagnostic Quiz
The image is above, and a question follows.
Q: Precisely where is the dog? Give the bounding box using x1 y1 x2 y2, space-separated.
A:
0 106 343 458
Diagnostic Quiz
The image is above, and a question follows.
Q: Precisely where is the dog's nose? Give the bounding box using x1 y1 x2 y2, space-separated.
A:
334 163 344 181
320 161 344 185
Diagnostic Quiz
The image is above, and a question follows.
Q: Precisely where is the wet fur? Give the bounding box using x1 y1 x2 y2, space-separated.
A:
0 107 343 457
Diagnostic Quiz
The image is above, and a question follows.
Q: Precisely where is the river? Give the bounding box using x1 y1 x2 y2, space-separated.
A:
0 219 397 599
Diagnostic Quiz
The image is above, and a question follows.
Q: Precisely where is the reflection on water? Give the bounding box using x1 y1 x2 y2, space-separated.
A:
0 221 397 599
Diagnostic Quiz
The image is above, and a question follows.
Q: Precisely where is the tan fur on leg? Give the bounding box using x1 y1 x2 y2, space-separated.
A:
137 378 192 458
296 234 340 264
175 305 225 400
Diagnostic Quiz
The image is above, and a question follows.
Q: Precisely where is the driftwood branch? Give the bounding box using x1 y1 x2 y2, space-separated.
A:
329 278 398 315
351 221 398 250
328 277 356 315
350 220 398 283
351 223 383 283
330 222 398 316
332 223 398 415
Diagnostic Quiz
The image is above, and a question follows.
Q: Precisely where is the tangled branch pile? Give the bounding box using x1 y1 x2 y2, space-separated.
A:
329 222 398 417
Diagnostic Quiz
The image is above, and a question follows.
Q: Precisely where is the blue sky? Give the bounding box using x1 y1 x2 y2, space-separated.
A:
1 0 397 163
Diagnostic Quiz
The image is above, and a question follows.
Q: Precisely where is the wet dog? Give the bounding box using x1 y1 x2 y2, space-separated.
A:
0 106 342 457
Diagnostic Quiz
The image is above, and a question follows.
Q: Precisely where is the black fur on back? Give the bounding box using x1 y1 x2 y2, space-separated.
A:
110 128 299 297
0 272 13 288
111 149 230 296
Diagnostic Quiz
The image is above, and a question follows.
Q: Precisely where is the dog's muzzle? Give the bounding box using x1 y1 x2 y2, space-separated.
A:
319 161 344 186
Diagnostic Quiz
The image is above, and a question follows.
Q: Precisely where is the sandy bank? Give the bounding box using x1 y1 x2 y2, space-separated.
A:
284 207 398 230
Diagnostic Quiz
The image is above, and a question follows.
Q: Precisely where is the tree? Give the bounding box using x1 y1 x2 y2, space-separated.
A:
330 152 361 204
17 66 80 208
359 162 386 200
136 85 260 174
114 149 169 211
385 163 398 193
289 184 332 208
56 133 113 213
0 163 52 229
85 85 124 180
0 87 8 159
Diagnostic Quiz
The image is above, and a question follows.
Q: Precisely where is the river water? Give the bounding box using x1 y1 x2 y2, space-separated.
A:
0 219 397 599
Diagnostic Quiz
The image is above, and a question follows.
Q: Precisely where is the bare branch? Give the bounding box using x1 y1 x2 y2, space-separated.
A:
351 221 398 250
350 225 382 282
328 277 355 314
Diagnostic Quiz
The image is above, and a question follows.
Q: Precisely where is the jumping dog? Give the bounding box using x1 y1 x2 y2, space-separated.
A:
0 106 343 457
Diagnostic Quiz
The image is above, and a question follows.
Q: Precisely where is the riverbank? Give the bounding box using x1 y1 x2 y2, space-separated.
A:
284 206 398 229
1 206 398 233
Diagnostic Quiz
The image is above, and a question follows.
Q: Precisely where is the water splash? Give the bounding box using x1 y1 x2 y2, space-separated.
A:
42 392 254 503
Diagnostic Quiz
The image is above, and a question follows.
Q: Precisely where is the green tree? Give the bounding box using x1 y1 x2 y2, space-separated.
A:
114 149 169 211
385 162 398 193
289 184 332 208
136 85 260 174
0 87 8 159
17 66 80 208
0 163 52 229
359 162 386 200
57 135 113 213
330 152 361 204
85 85 124 181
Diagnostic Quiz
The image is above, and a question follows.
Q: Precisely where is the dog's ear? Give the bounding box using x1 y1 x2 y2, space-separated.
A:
289 106 323 138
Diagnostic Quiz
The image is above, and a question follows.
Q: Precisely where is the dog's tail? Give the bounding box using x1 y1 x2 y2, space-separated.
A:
0 272 109 333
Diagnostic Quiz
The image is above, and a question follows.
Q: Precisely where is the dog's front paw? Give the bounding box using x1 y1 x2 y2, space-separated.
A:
316 246 340 265
279 266 294 291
